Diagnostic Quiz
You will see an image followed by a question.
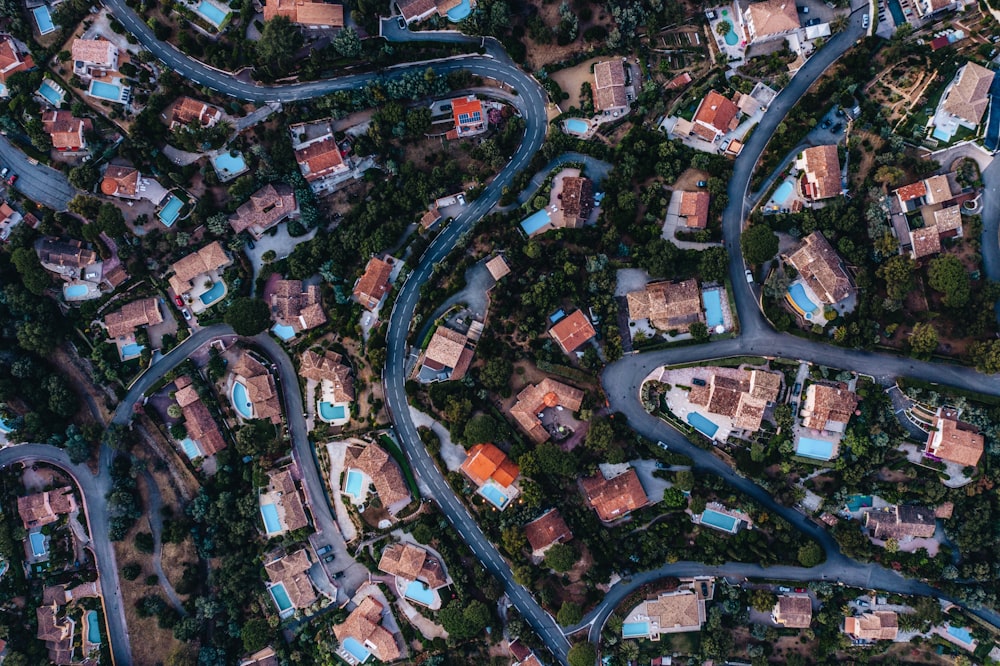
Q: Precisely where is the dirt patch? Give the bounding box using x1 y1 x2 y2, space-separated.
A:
549 57 602 110
672 168 711 192
161 538 197 600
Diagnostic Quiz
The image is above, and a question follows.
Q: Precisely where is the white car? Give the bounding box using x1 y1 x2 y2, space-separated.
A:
862 13 869 28
745 269 754 283
182 308 192 321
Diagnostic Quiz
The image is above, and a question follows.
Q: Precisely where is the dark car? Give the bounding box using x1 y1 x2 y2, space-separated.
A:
700 582 709 596
323 554 335 563
832 123 843 133
316 545 332 556
806 17 821 25
332 570 344 579
821 119 832 129
246 239 255 249
692 378 707 387
792 382 801 396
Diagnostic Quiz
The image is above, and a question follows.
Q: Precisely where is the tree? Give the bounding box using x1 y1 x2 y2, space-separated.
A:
556 601 583 626
257 16 304 77
96 202 128 237
874 165 905 187
876 255 915 301
11 247 52 295
928 255 970 308
330 26 361 58
478 356 512 393
122 562 141 580
797 541 824 567
674 469 695 491
241 617 271 653
500 526 527 556
716 19 731 36
583 418 614 454
741 224 779 265
223 298 271 335
749 589 775 612
463 414 503 446
662 486 686 509
68 163 100 190
908 322 938 357
135 531 154 554
544 543 578 572
568 643 597 666
698 246 729 282
689 321 710 342
970 339 1000 373
167 404 183 419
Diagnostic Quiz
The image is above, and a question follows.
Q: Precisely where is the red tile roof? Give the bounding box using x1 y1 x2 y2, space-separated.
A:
581 468 648 522
295 137 346 181
693 90 739 136
461 443 519 488
353 257 393 310
548 309 596 354
524 508 572 554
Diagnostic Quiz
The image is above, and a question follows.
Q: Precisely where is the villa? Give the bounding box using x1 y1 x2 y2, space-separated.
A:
677 190 710 229
294 135 349 193
229 183 300 239
688 368 782 432
548 309 597 355
418 325 478 382
353 256 394 310
593 59 628 115
931 62 995 142
773 595 812 628
240 647 280 666
524 508 573 557
17 487 77 529
0 35 34 92
396 0 475 23
864 505 936 541
100 164 141 200
173 376 227 457
269 279 326 336
449 95 488 138
343 442 411 515
742 0 800 45
795 145 841 200
377 542 448 589
558 174 594 228
509 639 544 666
169 96 222 129
42 111 92 152
800 382 858 432
622 587 707 639
36 237 99 280
910 205 963 260
785 231 854 305
37 600 76 665
893 174 954 211
264 549 318 612
461 443 519 494
71 38 118 80
0 201 21 241
103 298 162 342
231 352 283 424
626 279 704 333
509 377 584 443
581 466 649 522
333 595 402 662
926 415 983 467
264 0 345 28
845 611 898 641
690 90 740 142
167 241 232 305
300 349 354 405
261 466 310 535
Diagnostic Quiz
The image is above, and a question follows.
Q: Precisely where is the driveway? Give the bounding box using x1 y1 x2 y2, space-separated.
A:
243 223 318 291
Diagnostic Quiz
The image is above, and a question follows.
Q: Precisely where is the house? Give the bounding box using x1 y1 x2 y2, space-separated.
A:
678 191 710 229
101 164 141 199
378 542 448 588
845 611 898 641
626 279 704 333
353 257 394 310
461 443 519 488
864 505 936 541
486 255 511 281
333 596 402 662
264 467 310 532
170 97 222 129
509 378 584 443
937 62 994 134
800 382 858 432
691 90 740 142
37 602 75 665
174 375 227 456
558 176 593 227
231 352 283 424
263 0 345 28
240 647 280 666
264 549 318 610
450 96 488 138
0 201 21 241
593 59 628 114
229 183 299 238
796 145 841 200
624 589 705 638
294 136 348 187
0 35 34 89
300 350 354 403
914 0 956 17
773 595 812 628
581 466 649 522
785 232 854 305
37 237 97 278
926 416 984 467
524 508 572 557
270 279 326 335
666 72 692 90
167 241 232 301
910 205 963 259
17 487 77 529
894 174 954 211
42 111 92 152
509 639 544 666
344 443 412 514
104 298 162 340
548 309 597 355
71 38 119 78
419 326 476 381
688 368 782 431
743 0 800 44
396 0 474 23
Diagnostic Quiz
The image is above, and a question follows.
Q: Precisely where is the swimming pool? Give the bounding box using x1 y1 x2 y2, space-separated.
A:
702 289 724 329
232 381 254 419
196 0 231 27
772 180 795 205
211 151 248 179
29 532 46 557
180 437 201 459
787 283 818 314
887 0 906 25
845 495 872 512
33 5 55 34
622 621 650 638
272 323 296 340
520 208 552 235
64 283 90 298
796 436 836 460
565 118 589 135
158 195 184 227
932 125 953 142
405 580 436 606
701 509 739 532
0 417 10 433
270 582 293 612
261 503 282 534
200 280 226 306
89 80 124 102
446 0 471 21
344 469 365 500
342 637 371 662
121 343 144 358
946 624 974 644
38 80 63 106
724 28 739 45
479 482 509 509
319 402 346 421
87 610 101 644
686 411 719 438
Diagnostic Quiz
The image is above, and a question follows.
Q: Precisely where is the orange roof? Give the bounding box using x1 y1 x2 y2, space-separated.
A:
524 508 572 553
264 0 345 26
101 164 139 197
548 309 596 354
679 190 710 228
452 95 483 127
693 90 739 134
42 110 91 151
580 468 649 522
0 36 32 83
926 417 984 467
295 137 346 181
353 257 393 310
460 443 519 488
894 180 927 203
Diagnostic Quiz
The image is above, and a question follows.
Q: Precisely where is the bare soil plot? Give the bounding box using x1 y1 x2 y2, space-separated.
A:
549 57 603 110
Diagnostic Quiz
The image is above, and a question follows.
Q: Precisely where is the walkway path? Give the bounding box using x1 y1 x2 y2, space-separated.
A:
142 470 187 615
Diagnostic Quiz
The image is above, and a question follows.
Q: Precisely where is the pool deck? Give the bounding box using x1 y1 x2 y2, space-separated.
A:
656 366 751 442
323 439 361 542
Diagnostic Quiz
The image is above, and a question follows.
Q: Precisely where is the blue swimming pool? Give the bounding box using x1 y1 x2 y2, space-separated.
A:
344 469 365 499
772 180 795 205
180 437 201 459
887 0 906 25
446 0 472 21
211 151 247 179
520 208 552 235
405 580 436 606
270 582 293 612
319 402 346 421
200 280 226 306
29 531 46 557
796 436 836 460
946 624 974 644
622 621 650 638
0 417 11 434
89 80 123 102
787 283 818 314
33 5 55 34
565 118 589 135
158 195 183 227
479 482 509 508
38 80 63 106
342 637 371 662
701 509 739 532
121 343 144 358
686 411 719 438
196 0 231 27
845 495 872 512
261 503 282 534
87 610 101 644
724 23 739 45
272 323 296 340
232 381 254 419
932 125 953 142
702 289 724 329
64 283 90 298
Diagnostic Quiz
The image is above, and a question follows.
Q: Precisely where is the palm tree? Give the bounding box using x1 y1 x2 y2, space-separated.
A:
716 20 732 37
831 15 848 32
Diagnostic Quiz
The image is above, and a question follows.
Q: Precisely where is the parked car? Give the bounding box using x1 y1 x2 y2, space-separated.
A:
700 582 709 596
0 167 8 178
745 269 754 283
246 239 255 249
857 599 870 607
316 545 332 556
793 382 801 396
862 13 870 28
7 174 16 186
697 180 707 187
795 587 807 593
806 17 821 25
832 123 843 133
332 570 344 579
182 308 191 321
821 119 832 129
323 554 335 563
777 586 792 593
174 295 184 307
797 4 809 11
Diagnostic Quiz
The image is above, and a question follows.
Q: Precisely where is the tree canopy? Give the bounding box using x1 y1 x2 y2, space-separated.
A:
223 298 271 336
741 224 779 265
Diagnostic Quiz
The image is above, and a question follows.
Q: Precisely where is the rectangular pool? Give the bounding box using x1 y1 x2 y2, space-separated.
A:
701 509 739 532
38 80 63 106
180 437 201 459
845 495 872 512
565 118 589 135
200 280 226 305
622 621 650 638
946 625 974 644
702 289 724 329
121 342 144 358
404 580 436 606
33 5 55 34
344 469 365 499
520 208 552 236
795 436 836 460
772 180 794 205
89 80 124 102
261 503 282 534
29 531 46 557
269 582 292 612
479 482 509 508
932 125 953 142
196 0 231 27
887 0 906 25
342 637 371 662
158 195 183 227
686 411 719 438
